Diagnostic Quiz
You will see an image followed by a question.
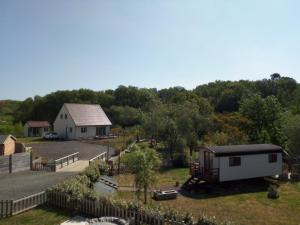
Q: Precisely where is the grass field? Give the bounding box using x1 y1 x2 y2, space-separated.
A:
115 168 300 225
116 167 190 187
17 137 45 144
0 206 71 225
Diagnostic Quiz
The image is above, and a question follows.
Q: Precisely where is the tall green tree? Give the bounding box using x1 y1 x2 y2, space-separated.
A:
283 114 300 156
122 145 161 204
239 94 284 144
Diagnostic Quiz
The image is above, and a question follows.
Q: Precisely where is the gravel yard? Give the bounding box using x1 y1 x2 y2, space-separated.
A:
0 170 78 200
29 140 115 161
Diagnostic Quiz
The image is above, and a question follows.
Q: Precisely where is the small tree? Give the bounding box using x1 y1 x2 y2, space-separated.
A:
122 145 161 204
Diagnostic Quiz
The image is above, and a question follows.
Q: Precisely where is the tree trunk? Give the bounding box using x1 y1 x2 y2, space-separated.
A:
144 185 147 204
189 146 193 156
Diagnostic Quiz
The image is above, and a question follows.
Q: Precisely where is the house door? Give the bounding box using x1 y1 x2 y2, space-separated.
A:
96 127 106 136
204 151 213 170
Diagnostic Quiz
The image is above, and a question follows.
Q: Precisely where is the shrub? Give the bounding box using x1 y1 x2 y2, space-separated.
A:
267 185 280 199
172 149 190 167
98 160 110 175
81 163 101 183
196 215 234 225
50 175 95 201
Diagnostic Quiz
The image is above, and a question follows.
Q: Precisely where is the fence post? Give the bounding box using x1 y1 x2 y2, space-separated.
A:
1 200 3 218
9 154 12 173
30 151 33 170
10 200 13 216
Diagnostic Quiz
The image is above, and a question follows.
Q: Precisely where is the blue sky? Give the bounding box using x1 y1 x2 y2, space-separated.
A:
0 0 300 100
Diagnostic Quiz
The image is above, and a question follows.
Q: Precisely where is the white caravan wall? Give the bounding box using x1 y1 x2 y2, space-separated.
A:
219 153 282 182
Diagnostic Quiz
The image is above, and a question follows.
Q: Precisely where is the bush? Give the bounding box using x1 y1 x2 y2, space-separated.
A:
50 175 95 201
81 163 101 183
98 160 110 175
196 215 234 225
172 149 190 167
267 185 280 199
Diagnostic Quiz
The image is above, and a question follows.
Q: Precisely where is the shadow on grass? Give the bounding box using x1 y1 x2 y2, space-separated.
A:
38 205 73 216
179 178 272 199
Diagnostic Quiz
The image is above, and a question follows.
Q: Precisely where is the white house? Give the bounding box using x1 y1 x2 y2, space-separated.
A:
191 144 283 183
53 103 112 140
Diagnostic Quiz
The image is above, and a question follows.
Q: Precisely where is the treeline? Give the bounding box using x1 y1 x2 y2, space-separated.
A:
0 100 22 135
4 73 300 161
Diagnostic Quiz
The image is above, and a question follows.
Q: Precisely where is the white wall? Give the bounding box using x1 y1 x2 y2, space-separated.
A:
75 126 110 139
219 153 282 182
54 104 111 140
53 105 76 139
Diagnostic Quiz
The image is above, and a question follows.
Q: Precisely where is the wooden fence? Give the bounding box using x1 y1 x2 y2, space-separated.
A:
53 152 79 171
89 152 107 165
31 162 55 172
47 191 184 225
0 152 32 174
0 191 46 218
1 190 186 224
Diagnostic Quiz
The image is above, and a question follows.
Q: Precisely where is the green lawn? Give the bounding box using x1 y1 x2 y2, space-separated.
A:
116 167 190 188
115 169 300 225
17 137 46 144
0 206 71 225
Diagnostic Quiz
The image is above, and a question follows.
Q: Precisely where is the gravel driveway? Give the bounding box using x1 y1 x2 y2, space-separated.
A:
0 141 116 200
29 140 116 160
0 170 78 200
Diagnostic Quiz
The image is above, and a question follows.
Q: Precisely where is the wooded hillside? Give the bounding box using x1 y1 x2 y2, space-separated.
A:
2 74 300 160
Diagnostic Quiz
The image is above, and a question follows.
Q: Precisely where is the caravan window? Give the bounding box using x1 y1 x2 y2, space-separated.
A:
229 157 241 167
269 154 277 163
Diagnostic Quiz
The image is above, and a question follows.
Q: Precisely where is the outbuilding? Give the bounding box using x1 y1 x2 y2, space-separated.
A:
24 121 51 137
190 144 283 183
53 103 112 140
0 134 17 156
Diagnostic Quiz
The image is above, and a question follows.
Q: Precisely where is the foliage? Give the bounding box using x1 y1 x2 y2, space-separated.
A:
282 113 300 156
268 185 280 199
98 160 110 175
239 94 284 145
109 105 142 127
0 100 23 136
3 74 300 169
196 215 234 225
122 144 161 204
81 162 101 183
172 149 190 167
50 175 96 201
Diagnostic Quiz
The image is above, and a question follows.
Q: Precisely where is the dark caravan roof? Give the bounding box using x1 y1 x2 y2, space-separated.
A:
202 144 283 157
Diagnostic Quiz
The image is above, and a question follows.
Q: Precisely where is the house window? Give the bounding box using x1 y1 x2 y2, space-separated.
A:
60 114 63 119
65 114 67 119
269 153 277 163
81 127 87 133
69 127 73 133
44 127 48 132
229 157 241 167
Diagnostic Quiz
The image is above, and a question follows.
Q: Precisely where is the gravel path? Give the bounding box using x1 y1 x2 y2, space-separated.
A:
0 170 78 200
0 141 115 200
29 141 115 160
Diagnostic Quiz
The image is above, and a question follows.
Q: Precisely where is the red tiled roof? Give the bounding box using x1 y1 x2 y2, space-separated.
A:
25 121 51 128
